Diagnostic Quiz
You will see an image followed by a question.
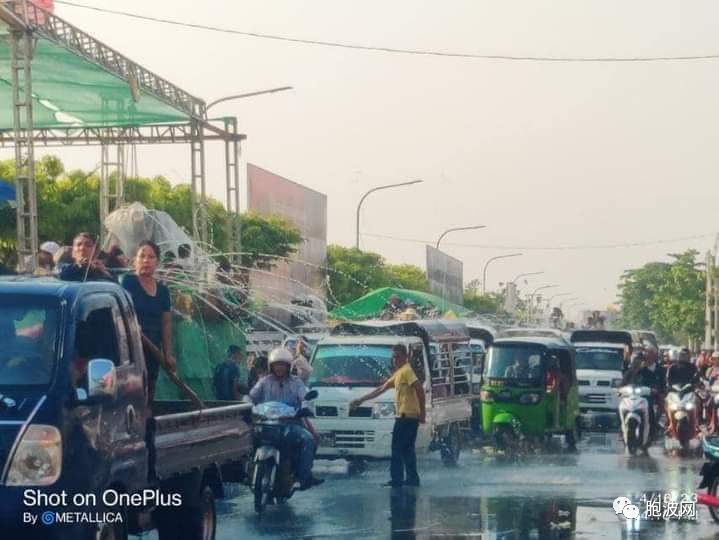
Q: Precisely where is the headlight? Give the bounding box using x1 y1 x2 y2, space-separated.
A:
480 390 494 402
372 402 395 419
612 379 623 388
519 393 541 405
5 425 62 486
685 402 695 411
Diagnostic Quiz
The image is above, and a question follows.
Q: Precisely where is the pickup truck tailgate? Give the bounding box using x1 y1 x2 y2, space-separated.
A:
149 402 253 480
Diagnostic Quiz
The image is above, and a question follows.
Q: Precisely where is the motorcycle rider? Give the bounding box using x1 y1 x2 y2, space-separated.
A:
665 348 701 434
621 350 662 439
249 347 323 490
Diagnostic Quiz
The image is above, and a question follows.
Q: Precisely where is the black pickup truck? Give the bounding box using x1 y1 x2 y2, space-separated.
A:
0 278 254 539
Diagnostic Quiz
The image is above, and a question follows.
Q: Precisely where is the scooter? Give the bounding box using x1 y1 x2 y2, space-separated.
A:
665 383 698 451
251 390 318 513
617 385 651 455
697 436 719 523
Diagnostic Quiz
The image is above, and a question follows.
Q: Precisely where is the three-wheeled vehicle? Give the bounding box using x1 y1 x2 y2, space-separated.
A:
480 337 580 453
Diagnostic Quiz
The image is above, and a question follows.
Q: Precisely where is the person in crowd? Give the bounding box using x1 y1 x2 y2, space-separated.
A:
621 351 662 438
666 348 700 388
707 352 719 385
350 344 426 488
121 241 176 401
58 233 115 282
213 345 246 400
248 354 269 390
249 347 323 490
33 241 60 276
292 340 313 384
101 245 129 271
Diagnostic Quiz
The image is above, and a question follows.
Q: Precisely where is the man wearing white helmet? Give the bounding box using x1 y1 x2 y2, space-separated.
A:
249 347 323 490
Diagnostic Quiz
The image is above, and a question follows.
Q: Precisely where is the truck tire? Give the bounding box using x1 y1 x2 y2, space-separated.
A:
440 424 461 467
709 478 719 524
157 486 216 540
87 505 127 540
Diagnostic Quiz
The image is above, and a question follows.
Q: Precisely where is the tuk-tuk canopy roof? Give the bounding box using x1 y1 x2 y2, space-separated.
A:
331 319 471 343
329 287 471 321
492 336 575 351
570 330 633 347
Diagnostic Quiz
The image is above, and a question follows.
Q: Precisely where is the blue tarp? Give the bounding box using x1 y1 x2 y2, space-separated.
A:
0 180 15 202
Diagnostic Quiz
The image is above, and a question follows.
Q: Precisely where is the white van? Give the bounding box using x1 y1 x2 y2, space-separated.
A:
309 320 477 467
570 330 633 428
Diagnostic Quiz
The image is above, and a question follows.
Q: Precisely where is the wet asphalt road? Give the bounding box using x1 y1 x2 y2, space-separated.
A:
137 432 719 539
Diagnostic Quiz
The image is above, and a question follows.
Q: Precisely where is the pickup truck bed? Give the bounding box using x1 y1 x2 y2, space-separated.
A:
149 400 253 481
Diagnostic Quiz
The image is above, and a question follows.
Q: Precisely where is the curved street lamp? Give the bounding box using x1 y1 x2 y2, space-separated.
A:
526 284 558 323
482 253 523 294
356 180 423 249
436 225 486 250
206 86 294 110
511 271 544 285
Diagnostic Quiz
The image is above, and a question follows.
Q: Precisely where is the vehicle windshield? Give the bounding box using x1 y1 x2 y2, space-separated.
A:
485 345 545 386
0 297 60 387
309 344 394 387
576 347 623 371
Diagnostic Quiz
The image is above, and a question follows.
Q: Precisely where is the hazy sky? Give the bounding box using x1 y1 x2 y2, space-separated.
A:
8 1 719 318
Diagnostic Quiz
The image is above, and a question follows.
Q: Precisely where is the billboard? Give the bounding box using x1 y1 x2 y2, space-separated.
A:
425 246 463 305
247 164 327 323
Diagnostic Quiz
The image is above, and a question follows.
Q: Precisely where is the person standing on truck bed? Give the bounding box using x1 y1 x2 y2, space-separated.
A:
350 344 426 488
58 232 116 282
121 241 177 401
250 347 324 490
214 345 247 400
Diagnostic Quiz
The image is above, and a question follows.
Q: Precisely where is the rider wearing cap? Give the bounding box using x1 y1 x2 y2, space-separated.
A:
249 347 323 490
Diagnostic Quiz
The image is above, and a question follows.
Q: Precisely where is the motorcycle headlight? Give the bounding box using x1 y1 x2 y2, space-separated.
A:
684 402 695 411
519 393 541 405
372 402 396 419
480 390 494 402
5 425 62 486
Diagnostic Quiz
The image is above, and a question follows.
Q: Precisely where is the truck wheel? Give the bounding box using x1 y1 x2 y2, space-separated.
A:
89 505 127 540
441 424 461 467
254 460 276 514
157 486 216 540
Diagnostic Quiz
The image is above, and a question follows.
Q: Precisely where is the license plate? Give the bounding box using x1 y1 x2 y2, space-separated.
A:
319 432 336 448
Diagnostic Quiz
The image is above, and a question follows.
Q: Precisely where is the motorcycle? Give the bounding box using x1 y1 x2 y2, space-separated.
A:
617 385 651 455
251 390 318 513
697 436 719 523
665 383 698 451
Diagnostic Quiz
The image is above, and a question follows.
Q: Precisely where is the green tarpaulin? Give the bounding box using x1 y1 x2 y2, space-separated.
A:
0 36 189 129
155 318 248 401
329 287 471 321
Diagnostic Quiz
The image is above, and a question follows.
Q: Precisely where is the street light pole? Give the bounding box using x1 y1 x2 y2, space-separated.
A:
436 225 487 250
355 180 422 249
482 253 522 294
526 284 558 323
206 86 294 110
511 271 544 284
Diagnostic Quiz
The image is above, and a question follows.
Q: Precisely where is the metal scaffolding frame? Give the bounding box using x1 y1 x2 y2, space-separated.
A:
224 117 241 262
0 0 245 267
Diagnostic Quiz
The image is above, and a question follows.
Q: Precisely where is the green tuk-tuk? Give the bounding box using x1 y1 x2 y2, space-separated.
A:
480 337 580 452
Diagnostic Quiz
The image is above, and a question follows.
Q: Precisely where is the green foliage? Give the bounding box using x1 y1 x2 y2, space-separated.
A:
463 279 506 315
0 157 302 269
618 250 705 343
326 245 429 306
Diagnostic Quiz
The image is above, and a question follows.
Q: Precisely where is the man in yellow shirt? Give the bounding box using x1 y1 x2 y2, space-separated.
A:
350 344 426 487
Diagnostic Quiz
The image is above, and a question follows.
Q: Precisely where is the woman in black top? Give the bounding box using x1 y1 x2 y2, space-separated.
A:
121 241 176 400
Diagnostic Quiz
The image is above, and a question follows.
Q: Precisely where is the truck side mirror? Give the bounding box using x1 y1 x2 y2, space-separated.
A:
86 359 117 402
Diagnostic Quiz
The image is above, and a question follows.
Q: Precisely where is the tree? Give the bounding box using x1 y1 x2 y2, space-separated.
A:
325 245 430 306
0 157 302 269
618 250 704 343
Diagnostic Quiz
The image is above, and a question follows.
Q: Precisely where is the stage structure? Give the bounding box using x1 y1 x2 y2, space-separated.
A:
0 0 245 269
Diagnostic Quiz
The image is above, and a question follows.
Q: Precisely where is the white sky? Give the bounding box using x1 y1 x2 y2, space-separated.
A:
7 0 719 318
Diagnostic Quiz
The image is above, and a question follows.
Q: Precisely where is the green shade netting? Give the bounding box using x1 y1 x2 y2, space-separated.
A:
329 287 471 321
155 318 248 401
0 36 189 129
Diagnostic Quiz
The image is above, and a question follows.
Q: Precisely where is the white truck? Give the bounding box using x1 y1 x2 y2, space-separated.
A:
570 330 633 429
308 320 478 467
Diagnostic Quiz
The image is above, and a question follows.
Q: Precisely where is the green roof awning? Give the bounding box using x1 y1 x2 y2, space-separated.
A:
0 36 189 129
